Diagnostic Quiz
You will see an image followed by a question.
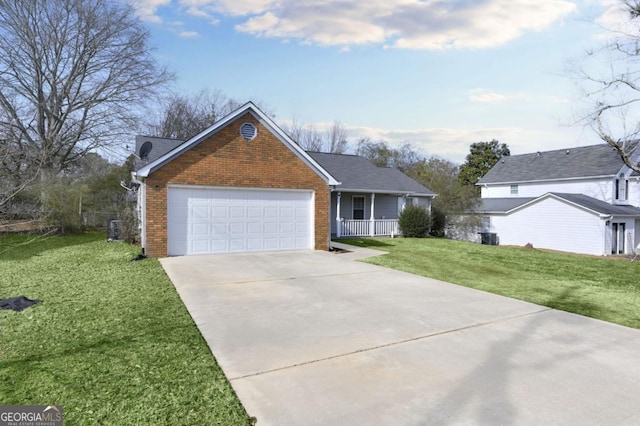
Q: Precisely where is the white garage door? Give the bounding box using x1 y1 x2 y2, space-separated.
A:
167 186 313 256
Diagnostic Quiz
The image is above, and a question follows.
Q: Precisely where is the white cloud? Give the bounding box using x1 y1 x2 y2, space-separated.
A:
132 0 171 23
595 0 632 33
138 0 577 48
346 125 527 162
231 0 577 49
179 30 199 38
179 0 272 17
468 89 526 103
277 114 596 163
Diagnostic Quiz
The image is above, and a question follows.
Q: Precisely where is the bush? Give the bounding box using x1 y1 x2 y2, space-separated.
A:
398 205 431 237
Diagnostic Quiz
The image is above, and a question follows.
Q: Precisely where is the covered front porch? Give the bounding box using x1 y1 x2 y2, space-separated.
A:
332 191 430 238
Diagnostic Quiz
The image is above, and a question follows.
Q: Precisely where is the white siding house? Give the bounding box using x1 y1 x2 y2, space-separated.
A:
473 144 640 256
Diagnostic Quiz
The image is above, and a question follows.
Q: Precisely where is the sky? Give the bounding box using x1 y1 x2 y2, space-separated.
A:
131 0 630 163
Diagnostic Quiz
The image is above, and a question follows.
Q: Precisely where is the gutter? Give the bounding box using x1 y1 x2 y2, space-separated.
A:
330 187 435 197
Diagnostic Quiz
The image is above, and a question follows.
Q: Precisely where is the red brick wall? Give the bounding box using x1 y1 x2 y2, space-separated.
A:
144 112 330 257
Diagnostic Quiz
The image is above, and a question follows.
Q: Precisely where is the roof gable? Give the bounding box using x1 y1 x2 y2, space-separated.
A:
478 144 635 184
477 193 640 217
135 102 339 185
307 151 435 196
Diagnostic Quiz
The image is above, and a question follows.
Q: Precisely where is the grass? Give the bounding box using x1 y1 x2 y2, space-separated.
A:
0 233 249 425
336 237 640 329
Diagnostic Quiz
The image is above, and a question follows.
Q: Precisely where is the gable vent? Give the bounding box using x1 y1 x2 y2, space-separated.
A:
240 122 257 140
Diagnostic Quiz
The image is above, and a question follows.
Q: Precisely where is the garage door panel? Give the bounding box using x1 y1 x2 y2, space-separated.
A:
191 239 209 254
264 222 278 234
230 206 245 218
248 207 262 218
192 223 209 236
211 239 228 252
168 187 313 255
229 239 245 251
247 222 262 234
229 222 245 235
212 206 227 218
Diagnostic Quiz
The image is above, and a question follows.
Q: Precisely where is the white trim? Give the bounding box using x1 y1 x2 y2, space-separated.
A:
335 188 434 196
166 183 314 194
135 102 340 186
140 182 147 253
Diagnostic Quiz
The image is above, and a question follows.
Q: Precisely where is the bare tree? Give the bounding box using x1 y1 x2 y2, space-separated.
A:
326 121 349 154
574 0 640 173
145 90 243 140
0 0 172 198
284 119 350 153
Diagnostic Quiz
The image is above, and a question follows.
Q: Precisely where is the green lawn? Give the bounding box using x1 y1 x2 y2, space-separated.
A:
337 237 640 329
0 233 249 425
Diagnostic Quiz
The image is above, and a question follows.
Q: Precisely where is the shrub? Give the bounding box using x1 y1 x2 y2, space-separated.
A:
398 205 431 237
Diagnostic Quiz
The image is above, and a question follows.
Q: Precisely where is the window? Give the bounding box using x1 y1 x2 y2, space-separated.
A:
510 184 518 195
615 173 628 201
352 196 365 220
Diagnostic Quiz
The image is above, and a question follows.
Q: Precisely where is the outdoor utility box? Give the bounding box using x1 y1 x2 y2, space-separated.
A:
108 220 122 241
480 232 498 245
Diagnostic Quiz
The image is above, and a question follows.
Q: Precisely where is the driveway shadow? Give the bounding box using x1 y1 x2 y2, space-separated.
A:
426 286 628 424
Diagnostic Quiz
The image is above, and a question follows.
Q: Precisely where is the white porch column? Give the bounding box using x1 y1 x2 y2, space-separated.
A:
336 192 342 238
370 193 375 236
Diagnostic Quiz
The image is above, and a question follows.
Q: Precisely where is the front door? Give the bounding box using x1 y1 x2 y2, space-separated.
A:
612 222 626 254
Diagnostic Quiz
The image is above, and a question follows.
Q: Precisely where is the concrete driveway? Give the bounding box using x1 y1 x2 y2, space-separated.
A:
160 245 640 425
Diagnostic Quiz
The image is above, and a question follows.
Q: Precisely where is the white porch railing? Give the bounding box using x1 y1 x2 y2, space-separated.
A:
338 219 399 237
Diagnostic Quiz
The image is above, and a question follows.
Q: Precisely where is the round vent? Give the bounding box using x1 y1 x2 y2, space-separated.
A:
240 122 257 140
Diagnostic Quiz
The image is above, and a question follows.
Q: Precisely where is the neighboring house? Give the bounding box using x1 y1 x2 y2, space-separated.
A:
132 102 435 257
473 143 640 256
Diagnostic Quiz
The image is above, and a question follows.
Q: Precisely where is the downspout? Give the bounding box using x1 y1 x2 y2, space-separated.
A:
131 172 146 255
602 215 612 256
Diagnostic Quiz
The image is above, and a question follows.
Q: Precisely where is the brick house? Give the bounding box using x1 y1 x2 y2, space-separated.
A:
133 102 434 257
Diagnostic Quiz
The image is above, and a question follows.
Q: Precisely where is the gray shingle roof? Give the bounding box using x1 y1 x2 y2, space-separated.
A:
307 151 435 195
476 193 640 216
134 135 184 170
475 197 536 213
478 144 628 184
551 193 640 216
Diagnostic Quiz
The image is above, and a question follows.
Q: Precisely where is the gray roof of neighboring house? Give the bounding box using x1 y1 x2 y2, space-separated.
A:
551 193 640 216
476 193 640 216
478 144 630 184
307 151 436 196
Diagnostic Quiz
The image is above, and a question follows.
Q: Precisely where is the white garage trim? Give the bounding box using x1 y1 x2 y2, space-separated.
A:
167 185 314 256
